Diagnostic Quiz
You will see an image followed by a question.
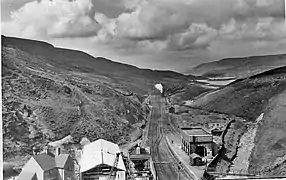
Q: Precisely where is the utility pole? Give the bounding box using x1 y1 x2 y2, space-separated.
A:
177 162 182 180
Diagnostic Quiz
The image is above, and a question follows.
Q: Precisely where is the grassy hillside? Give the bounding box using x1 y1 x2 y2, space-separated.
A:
188 54 286 78
1 35 199 168
189 67 286 177
2 46 146 165
248 90 286 176
188 66 286 121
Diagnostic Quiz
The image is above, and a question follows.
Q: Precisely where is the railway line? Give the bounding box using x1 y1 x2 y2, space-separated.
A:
147 95 190 180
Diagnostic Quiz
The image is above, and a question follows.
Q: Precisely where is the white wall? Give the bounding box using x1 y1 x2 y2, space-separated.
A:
16 158 43 180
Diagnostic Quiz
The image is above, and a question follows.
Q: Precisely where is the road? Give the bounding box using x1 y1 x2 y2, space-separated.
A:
147 95 190 180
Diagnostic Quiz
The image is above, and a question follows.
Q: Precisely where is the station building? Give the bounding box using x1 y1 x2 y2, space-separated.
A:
181 127 218 165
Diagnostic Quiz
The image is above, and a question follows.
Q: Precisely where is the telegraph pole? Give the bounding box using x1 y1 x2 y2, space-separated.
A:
177 162 182 180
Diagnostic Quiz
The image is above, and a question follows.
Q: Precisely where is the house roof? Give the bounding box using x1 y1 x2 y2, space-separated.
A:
33 154 56 171
181 127 211 136
129 147 149 155
80 139 126 173
55 154 70 168
190 153 201 159
130 154 150 160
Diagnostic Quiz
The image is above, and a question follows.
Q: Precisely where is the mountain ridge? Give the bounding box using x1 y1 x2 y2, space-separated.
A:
1 35 188 79
188 54 286 79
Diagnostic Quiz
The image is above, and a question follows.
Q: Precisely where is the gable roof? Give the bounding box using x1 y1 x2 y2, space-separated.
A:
33 154 56 171
129 146 149 155
55 154 70 168
190 153 201 159
80 139 126 173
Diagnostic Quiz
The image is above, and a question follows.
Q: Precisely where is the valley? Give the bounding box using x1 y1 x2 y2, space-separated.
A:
2 35 286 180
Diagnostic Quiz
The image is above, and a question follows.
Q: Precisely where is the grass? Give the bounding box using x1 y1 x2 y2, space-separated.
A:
189 54 286 78
2 35 198 168
193 67 286 176
248 90 286 176
190 66 286 121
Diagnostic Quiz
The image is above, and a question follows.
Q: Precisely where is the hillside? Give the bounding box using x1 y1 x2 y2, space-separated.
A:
187 66 286 121
188 54 286 78
1 35 200 169
248 90 286 175
187 67 286 176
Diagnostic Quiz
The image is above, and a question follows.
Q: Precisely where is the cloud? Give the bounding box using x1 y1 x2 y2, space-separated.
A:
219 17 286 42
1 0 286 72
92 0 285 52
2 0 100 39
166 23 218 51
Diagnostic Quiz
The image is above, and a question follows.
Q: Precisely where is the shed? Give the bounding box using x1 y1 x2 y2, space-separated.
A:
211 128 223 136
189 153 205 166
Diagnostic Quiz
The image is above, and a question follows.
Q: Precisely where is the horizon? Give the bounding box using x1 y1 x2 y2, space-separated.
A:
1 0 286 72
2 34 286 75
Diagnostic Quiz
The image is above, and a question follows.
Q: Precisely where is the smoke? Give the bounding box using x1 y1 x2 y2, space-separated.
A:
155 83 163 94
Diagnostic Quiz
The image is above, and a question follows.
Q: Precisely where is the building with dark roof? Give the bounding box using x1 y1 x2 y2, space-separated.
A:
56 154 74 180
180 127 218 165
189 153 205 166
128 145 152 179
33 154 56 171
16 147 74 180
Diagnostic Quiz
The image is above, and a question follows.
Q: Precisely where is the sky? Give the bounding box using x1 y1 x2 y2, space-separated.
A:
1 0 286 73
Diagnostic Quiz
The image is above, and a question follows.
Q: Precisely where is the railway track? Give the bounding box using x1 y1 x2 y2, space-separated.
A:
148 95 190 180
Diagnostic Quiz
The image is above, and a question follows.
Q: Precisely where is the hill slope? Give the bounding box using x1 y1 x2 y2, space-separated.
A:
1 35 200 168
188 54 286 78
248 90 286 175
188 66 286 121
188 67 286 176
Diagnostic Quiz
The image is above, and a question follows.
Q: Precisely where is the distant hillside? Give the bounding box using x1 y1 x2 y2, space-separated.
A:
188 66 286 121
188 66 286 176
2 35 204 168
188 54 286 78
2 35 190 82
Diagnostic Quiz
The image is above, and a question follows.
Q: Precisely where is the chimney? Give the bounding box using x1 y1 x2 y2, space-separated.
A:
32 147 38 155
55 147 61 156
44 146 49 154
136 147 140 155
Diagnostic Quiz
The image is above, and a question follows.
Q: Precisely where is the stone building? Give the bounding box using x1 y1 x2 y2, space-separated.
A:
181 127 218 163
